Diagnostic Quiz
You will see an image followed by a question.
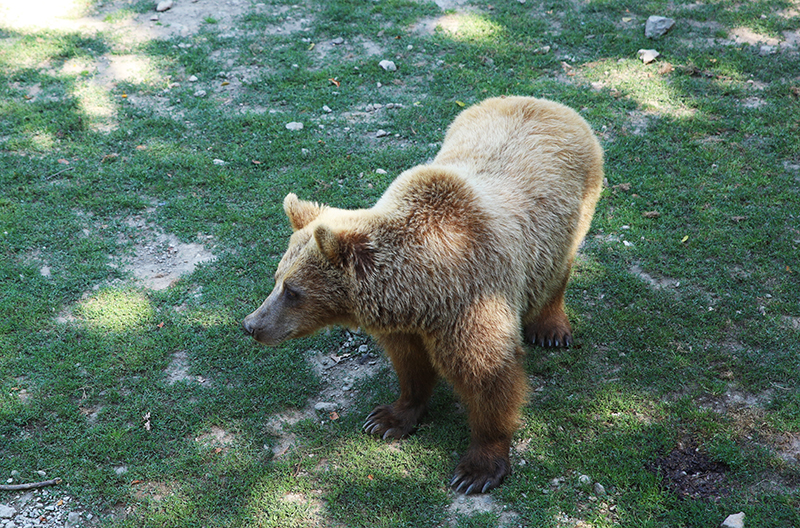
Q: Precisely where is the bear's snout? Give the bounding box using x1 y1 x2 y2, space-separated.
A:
242 318 255 336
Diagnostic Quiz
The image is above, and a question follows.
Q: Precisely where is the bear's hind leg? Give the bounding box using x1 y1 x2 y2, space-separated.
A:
364 333 437 440
524 274 573 348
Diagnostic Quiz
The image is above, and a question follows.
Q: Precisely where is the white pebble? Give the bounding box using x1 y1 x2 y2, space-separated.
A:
376 130 388 138
193 89 206 97
188 75 198 82
322 105 332 113
285 122 304 131
379 59 397 71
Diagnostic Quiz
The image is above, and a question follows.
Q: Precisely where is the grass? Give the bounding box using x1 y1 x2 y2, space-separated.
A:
1 0 799 526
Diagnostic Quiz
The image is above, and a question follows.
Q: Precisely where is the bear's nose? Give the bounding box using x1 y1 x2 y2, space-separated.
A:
242 319 254 336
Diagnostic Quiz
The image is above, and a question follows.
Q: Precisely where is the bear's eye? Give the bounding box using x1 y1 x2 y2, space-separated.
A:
283 284 300 301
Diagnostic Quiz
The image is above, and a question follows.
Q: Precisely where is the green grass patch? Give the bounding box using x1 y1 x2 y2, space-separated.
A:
1 0 799 526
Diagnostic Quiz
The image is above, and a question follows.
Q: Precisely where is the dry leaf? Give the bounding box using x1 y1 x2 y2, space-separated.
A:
221 81 230 86
58 159 70 165
135 145 146 150
455 100 466 107
730 216 747 222
367 475 374 480
642 211 661 219
131 480 142 485
101 153 119 163
681 235 689 243
214 447 222 454
329 78 341 87
613 183 632 192
157 322 165 329
329 411 339 421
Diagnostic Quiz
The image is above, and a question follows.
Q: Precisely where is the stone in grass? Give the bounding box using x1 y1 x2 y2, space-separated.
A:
0 504 15 518
314 402 338 413
155 0 173 12
637 49 660 64
378 59 397 72
645 16 675 38
285 122 304 131
194 89 207 97
376 130 388 138
721 512 745 528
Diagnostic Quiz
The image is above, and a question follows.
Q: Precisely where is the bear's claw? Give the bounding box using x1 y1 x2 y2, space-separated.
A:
362 404 417 439
449 452 509 494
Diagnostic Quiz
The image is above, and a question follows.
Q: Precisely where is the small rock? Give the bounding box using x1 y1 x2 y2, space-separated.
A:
36 471 46 477
358 344 368 353
721 512 745 528
9 471 19 478
314 402 338 412
114 466 128 476
759 45 776 56
331 37 344 45
637 49 660 64
285 122 304 131
212 159 227 165
578 474 592 485
188 75 198 82
155 0 173 12
594 482 606 496
375 169 387 174
193 89 207 97
322 105 332 113
150 14 159 21
301 148 310 156
533 45 551 55
65 512 80 528
645 16 675 38
0 505 15 519
376 129 388 138
378 59 397 71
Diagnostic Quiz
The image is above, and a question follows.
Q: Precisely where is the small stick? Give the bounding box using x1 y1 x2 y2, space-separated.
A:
0 478 62 491
44 166 74 180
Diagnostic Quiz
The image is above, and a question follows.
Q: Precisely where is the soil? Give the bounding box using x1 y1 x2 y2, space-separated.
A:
648 441 729 502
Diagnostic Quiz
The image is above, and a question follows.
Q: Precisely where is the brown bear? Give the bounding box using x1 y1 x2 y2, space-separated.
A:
243 96 604 494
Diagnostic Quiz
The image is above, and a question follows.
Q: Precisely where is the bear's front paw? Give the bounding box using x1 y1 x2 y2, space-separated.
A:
450 452 510 495
363 405 418 440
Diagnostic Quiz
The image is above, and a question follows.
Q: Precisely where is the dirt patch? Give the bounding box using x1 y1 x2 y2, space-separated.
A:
265 332 389 458
648 441 729 501
124 214 215 290
629 263 680 290
447 494 519 526
164 350 211 385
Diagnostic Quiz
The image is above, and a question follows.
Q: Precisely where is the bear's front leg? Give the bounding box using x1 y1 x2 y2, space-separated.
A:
363 333 437 440
449 357 526 494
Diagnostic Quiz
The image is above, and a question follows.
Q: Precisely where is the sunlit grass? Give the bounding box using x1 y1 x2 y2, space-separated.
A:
435 13 505 44
76 288 153 332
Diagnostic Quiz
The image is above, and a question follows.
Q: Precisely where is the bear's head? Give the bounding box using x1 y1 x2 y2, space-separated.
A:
243 193 375 346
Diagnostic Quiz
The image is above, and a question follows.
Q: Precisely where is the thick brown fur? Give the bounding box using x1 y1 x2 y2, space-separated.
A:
243 96 604 494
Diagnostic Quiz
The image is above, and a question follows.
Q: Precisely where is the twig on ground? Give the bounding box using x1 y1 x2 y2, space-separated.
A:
44 166 74 180
0 478 62 491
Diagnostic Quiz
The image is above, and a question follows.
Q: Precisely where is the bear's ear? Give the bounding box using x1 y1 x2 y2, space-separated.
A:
314 224 374 280
284 193 324 231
